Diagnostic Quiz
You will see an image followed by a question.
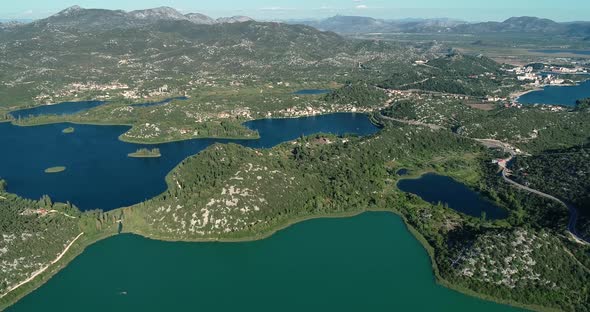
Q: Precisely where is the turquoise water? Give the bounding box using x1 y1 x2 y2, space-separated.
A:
517 80 590 107
0 113 378 211
8 212 523 312
397 173 507 219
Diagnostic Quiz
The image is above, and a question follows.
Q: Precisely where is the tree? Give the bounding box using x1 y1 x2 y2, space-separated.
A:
575 98 590 111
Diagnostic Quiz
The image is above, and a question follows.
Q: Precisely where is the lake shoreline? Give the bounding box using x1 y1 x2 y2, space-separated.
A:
1 208 553 312
515 79 590 107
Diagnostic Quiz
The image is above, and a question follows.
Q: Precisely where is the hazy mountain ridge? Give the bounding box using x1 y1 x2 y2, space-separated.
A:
296 15 590 37
297 15 464 34
22 6 254 31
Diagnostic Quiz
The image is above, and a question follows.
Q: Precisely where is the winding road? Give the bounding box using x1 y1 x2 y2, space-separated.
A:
475 139 588 245
501 170 588 245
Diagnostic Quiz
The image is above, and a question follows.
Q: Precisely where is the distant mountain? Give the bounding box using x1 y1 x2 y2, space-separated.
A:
296 15 465 34
26 6 254 31
216 16 254 24
295 15 590 38
453 16 564 33
128 7 189 21
185 13 216 25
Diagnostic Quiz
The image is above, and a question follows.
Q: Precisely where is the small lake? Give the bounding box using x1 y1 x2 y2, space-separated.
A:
293 89 331 95
0 113 378 211
396 168 410 176
517 80 590 107
530 49 590 56
9 101 107 119
8 212 521 312
130 96 188 108
397 173 507 219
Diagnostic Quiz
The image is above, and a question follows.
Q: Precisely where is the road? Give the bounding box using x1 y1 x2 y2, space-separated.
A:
378 113 445 130
475 138 589 245
0 232 85 299
501 170 588 245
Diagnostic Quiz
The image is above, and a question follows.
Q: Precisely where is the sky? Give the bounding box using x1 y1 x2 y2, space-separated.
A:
1 0 590 22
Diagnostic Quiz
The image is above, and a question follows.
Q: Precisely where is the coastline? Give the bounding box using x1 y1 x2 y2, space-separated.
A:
511 78 590 105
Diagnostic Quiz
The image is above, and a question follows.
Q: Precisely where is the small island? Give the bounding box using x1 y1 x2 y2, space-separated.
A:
44 166 66 174
62 127 75 134
128 148 161 158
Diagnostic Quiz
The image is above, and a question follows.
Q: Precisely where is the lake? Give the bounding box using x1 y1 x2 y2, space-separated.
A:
7 212 522 312
0 113 378 211
397 173 507 219
517 80 590 107
9 101 107 119
293 89 331 95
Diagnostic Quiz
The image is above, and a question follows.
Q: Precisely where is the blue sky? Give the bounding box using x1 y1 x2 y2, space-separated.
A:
2 0 589 22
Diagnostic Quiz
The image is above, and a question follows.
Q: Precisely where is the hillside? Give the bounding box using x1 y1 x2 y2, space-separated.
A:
0 7 420 108
296 15 590 38
27 6 253 31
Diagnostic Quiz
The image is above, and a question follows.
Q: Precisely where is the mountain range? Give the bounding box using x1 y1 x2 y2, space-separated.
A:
27 6 253 31
295 15 590 37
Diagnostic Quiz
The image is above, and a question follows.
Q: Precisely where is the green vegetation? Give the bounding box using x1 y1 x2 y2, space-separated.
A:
377 54 522 97
510 144 590 239
2 8 590 311
0 180 119 309
128 148 161 158
62 127 75 134
576 98 590 111
381 94 590 154
325 83 388 107
44 167 66 174
106 119 589 311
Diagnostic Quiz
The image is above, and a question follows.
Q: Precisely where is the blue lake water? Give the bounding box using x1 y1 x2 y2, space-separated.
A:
9 101 107 119
396 168 410 176
397 173 507 219
0 113 378 211
130 96 188 108
517 80 590 107
293 89 331 95
530 49 590 56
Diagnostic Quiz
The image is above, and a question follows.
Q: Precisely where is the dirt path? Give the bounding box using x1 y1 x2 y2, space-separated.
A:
0 232 84 299
48 210 77 219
